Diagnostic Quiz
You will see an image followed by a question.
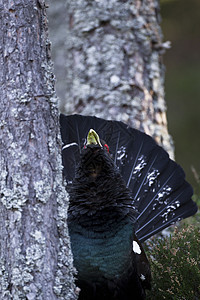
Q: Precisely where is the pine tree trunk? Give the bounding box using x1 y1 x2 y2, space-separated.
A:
0 1 77 299
54 0 174 158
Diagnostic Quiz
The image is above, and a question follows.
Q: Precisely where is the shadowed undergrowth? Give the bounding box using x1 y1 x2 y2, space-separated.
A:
146 214 200 299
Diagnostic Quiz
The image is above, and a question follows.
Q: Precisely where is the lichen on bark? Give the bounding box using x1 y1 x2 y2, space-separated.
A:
0 1 77 299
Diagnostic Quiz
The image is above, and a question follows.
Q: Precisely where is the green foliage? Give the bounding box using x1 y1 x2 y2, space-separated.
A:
146 225 200 300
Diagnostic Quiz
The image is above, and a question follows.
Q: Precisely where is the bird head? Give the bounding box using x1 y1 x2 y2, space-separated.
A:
80 129 112 179
86 129 109 152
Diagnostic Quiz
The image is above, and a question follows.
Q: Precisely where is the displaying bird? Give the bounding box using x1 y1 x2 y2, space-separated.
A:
60 114 197 300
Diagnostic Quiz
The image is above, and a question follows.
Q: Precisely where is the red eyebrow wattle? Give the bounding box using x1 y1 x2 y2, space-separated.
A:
104 144 109 152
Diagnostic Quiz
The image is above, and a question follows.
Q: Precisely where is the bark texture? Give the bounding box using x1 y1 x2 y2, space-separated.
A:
58 0 174 158
47 1 68 103
0 1 77 299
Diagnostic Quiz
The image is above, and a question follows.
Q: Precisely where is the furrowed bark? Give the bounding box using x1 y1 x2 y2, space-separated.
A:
0 1 77 299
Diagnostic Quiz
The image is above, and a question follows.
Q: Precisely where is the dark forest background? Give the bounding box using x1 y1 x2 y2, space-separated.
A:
161 0 200 191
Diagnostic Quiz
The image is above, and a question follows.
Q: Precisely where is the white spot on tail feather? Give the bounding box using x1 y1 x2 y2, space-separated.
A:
116 146 127 164
133 240 141 254
140 274 145 281
62 142 78 150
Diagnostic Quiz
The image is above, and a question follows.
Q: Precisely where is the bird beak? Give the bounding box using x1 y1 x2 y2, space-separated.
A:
86 129 102 147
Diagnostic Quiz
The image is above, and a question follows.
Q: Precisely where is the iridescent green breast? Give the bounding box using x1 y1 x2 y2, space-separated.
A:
69 221 134 282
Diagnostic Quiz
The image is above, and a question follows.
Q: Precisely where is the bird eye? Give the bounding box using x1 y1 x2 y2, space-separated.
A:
104 144 109 153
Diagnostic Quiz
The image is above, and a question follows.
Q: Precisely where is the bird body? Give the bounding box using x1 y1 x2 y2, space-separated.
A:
67 143 146 299
60 114 197 300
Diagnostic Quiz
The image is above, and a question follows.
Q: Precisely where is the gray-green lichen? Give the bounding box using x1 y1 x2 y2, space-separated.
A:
53 155 78 300
0 1 77 299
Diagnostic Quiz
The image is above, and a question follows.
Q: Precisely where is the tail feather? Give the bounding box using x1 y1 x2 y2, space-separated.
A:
60 114 198 241
139 197 197 242
136 161 185 219
114 131 121 165
136 182 194 241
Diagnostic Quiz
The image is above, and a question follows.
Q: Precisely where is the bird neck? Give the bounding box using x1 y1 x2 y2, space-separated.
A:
68 163 136 229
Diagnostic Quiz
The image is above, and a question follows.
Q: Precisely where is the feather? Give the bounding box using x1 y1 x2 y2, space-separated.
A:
60 114 197 242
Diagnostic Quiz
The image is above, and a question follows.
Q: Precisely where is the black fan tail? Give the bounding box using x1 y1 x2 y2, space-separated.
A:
60 114 198 241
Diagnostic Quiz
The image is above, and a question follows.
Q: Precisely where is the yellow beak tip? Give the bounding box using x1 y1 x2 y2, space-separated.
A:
87 129 102 147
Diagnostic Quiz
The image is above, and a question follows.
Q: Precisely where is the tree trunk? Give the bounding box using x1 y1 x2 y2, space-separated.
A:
47 1 68 104
0 1 77 299
55 0 174 158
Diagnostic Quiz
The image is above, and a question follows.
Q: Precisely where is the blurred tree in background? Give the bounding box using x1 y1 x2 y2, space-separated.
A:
48 0 175 157
161 0 200 191
48 0 200 191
